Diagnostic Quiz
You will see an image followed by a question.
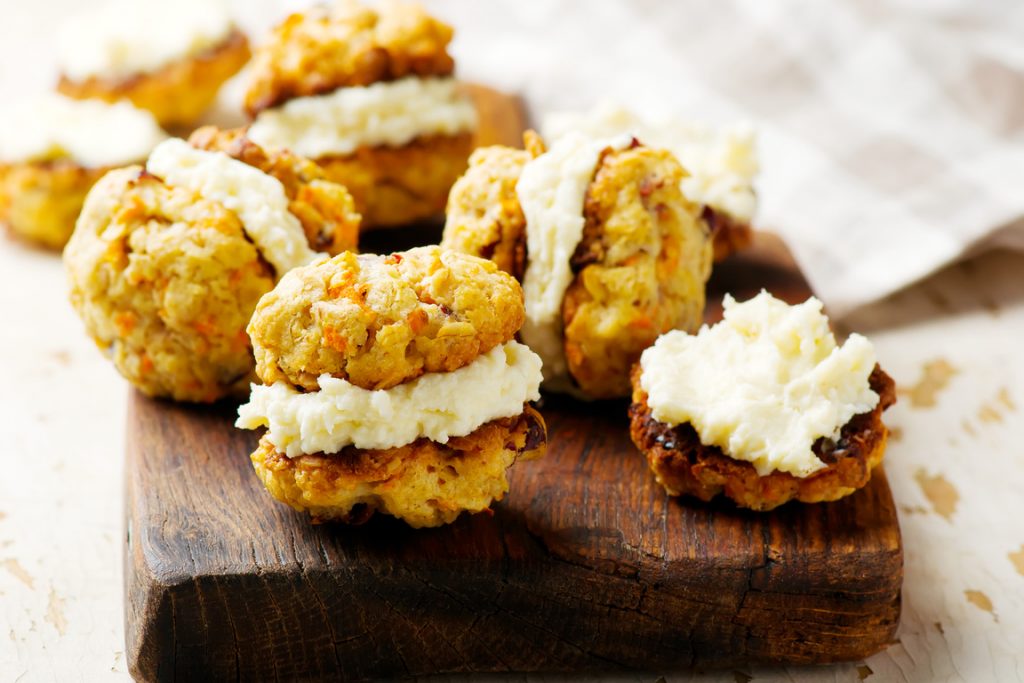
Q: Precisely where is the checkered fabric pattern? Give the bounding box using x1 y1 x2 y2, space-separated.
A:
429 0 1024 315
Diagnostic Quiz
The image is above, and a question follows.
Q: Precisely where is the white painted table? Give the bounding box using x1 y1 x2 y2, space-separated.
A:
2 2 1022 681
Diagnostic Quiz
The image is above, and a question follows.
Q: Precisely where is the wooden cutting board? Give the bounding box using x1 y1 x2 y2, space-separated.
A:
124 87 902 682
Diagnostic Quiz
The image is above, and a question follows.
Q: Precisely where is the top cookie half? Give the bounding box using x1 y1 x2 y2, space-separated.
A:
248 245 525 391
244 0 456 116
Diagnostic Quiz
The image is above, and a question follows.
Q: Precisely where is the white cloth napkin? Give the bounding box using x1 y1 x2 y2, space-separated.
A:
427 0 1024 316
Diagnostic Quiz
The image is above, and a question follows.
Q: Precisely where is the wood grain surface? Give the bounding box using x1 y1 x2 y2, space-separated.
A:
124 87 902 682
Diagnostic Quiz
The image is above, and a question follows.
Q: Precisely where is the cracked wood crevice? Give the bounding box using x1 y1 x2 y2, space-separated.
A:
210 576 242 683
294 529 343 676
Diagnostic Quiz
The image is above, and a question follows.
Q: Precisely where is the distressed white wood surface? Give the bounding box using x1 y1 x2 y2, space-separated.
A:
1 2 1022 681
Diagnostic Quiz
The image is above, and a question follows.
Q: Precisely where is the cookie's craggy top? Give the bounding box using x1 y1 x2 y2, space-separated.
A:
250 404 546 527
248 246 525 392
65 168 275 402
630 365 896 510
244 0 456 116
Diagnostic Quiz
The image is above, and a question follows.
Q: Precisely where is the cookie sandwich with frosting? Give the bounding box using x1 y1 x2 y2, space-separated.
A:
244 0 478 228
0 95 166 249
545 103 759 262
236 245 546 527
629 291 896 510
56 0 250 128
64 128 360 402
441 130 713 399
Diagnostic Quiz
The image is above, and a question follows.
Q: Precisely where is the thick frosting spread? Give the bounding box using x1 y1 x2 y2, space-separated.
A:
639 291 879 477
56 0 234 81
248 76 478 158
236 341 543 456
544 103 759 223
146 138 317 275
517 131 631 386
0 95 166 167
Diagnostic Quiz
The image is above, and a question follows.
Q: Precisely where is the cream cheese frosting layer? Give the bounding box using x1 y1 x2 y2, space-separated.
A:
56 0 234 81
516 131 631 385
236 341 543 456
639 291 879 478
247 76 478 159
0 95 166 168
146 138 318 275
544 103 759 223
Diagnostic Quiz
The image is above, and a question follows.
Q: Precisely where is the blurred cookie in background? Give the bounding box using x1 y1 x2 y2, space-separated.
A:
55 0 250 129
245 0 477 229
0 94 166 249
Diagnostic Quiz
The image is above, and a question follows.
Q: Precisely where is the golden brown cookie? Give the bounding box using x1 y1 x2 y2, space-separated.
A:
248 245 525 392
187 126 360 255
65 167 275 402
58 30 250 129
240 244 545 527
563 143 712 398
0 160 108 249
441 133 713 399
440 144 533 280
251 405 546 527
64 132 361 402
244 1 455 116
629 365 896 510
